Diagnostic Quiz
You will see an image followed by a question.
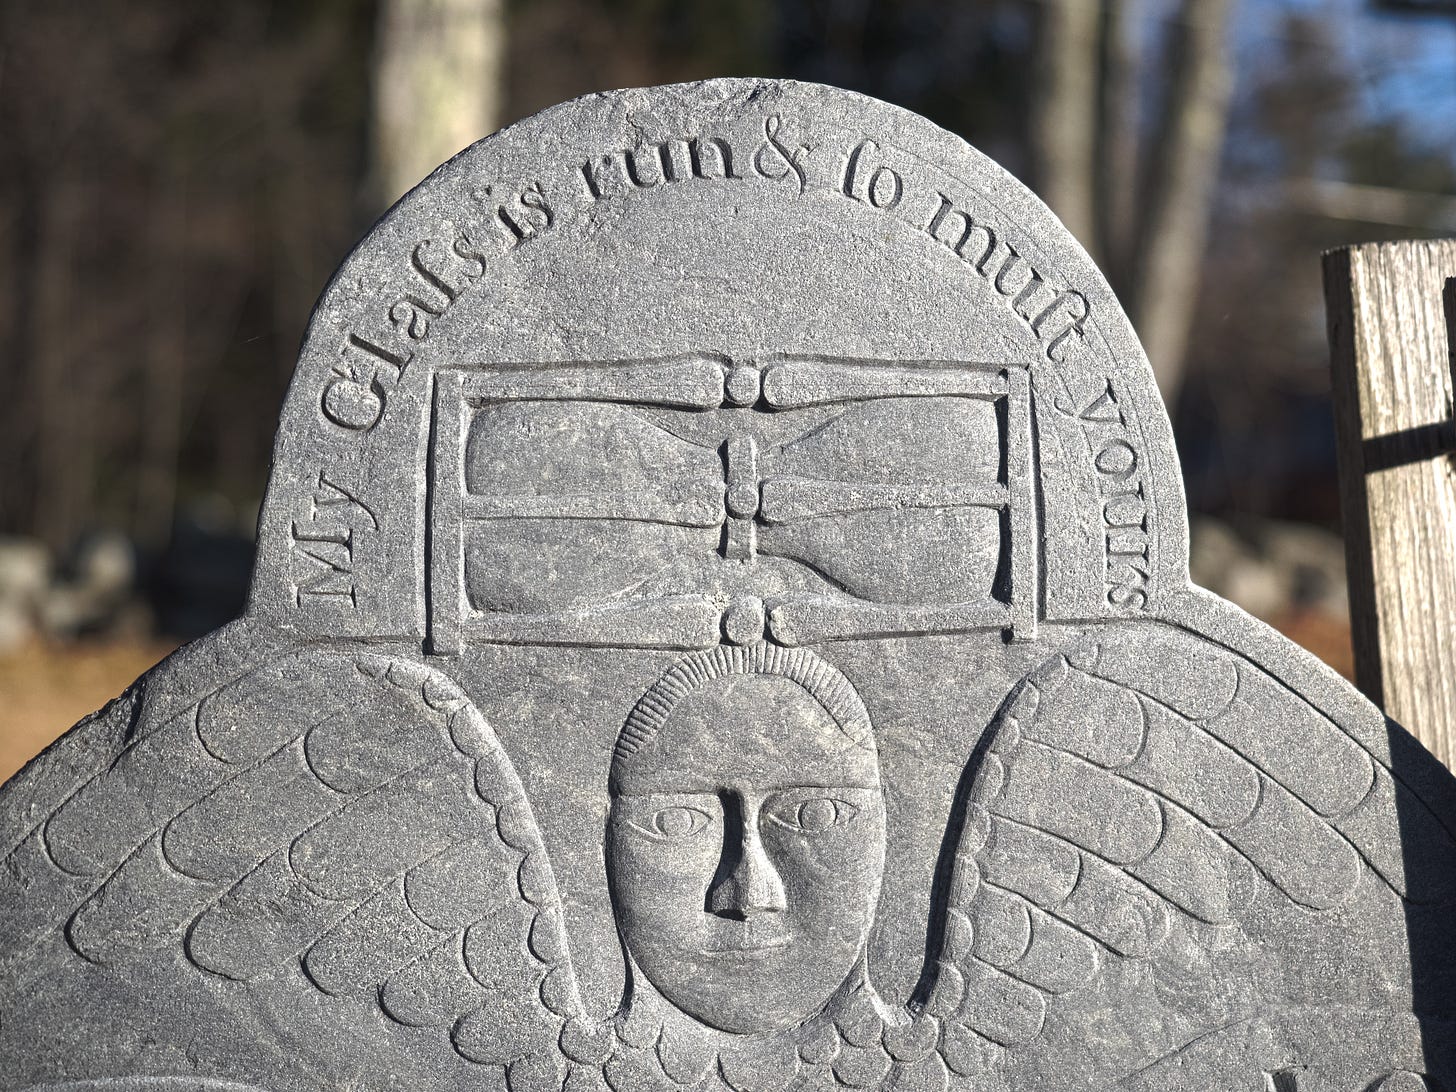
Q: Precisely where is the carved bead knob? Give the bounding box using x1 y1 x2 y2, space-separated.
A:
722 597 766 645
725 364 762 407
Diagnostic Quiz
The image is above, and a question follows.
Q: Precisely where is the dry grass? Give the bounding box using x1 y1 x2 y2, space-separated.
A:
1267 607 1356 682
0 638 176 784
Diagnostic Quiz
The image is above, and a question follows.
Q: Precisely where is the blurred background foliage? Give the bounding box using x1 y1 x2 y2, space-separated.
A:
1 0 1454 774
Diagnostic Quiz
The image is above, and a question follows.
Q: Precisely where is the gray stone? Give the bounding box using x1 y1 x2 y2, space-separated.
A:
2 79 1454 1092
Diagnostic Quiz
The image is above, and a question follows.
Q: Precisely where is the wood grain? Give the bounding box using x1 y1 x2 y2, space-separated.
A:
1324 240 1456 768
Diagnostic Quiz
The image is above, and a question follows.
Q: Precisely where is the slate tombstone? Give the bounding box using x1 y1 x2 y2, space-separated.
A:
2 79 1454 1092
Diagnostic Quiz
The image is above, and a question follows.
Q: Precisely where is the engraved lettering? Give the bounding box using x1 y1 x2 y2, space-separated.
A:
1012 273 1057 324
291 522 356 606
321 373 385 432
689 136 737 180
1072 380 1124 425
1106 527 1149 555
916 189 1090 362
752 114 808 194
623 145 666 189
1106 535 1152 602
992 246 1038 299
1093 439 1138 481
581 135 746 202
1101 483 1148 531
452 227 492 276
1106 583 1149 610
520 183 554 229
497 182 555 244
841 139 873 198
658 139 705 184
1077 380 1153 611
409 240 461 306
326 181 560 402
925 193 999 272
389 294 442 340
314 471 381 530
866 166 903 210
320 334 412 432
20 88 1433 1092
580 156 613 200
1042 295 1090 363
841 139 901 210
346 332 410 373
1030 289 1089 337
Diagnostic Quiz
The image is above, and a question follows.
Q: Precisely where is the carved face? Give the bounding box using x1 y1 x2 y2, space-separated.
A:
607 671 886 1035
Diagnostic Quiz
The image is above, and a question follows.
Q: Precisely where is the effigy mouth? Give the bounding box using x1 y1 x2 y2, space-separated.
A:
698 919 792 956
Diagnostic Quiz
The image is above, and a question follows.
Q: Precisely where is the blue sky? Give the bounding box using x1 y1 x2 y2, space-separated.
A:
1237 0 1456 153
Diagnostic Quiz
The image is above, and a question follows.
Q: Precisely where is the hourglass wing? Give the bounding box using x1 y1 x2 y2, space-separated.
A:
438 357 1032 654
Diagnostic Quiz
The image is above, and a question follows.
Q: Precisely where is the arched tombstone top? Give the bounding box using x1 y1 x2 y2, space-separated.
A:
254 78 1184 644
6 79 1456 1092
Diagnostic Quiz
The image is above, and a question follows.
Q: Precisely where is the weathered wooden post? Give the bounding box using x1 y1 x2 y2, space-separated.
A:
1324 240 1456 767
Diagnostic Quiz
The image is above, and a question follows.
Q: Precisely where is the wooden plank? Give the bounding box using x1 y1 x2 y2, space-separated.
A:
1323 240 1456 767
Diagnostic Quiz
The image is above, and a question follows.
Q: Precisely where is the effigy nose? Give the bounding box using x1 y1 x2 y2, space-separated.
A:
708 804 787 918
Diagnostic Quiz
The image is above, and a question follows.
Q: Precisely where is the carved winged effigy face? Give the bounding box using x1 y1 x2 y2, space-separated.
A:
606 645 885 1035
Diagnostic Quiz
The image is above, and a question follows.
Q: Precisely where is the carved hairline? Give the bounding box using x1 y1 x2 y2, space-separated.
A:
613 644 874 773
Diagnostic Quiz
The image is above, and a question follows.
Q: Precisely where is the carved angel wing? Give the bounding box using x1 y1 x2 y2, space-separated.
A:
0 649 595 1090
796 623 1456 1091
926 623 1456 1085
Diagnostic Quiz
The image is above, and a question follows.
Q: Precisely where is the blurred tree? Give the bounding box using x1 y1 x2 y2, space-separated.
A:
1177 11 1456 524
771 1 1033 172
370 0 505 209
1030 0 1100 244
506 0 784 125
1126 0 1233 402
0 1 375 553
1028 0 1234 406
1373 0 1456 11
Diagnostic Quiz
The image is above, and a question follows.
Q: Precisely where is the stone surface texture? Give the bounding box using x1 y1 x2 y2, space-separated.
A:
2 79 1454 1092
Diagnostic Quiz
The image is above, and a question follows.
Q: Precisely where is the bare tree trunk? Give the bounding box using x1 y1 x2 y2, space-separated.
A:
134 174 186 548
1095 0 1141 286
369 0 505 211
1128 0 1234 404
32 180 84 550
1029 0 1101 248
4 172 43 534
